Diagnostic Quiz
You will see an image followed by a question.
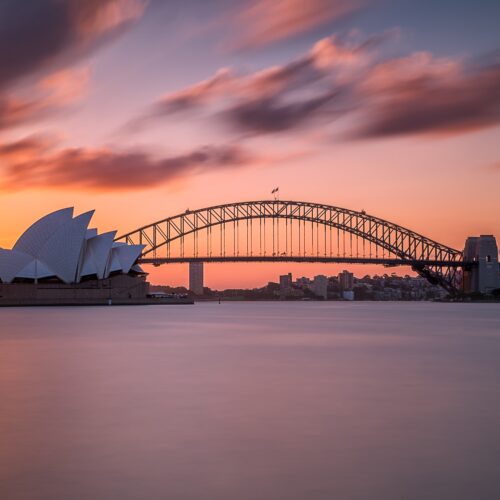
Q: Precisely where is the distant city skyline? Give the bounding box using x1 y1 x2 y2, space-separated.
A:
160 268 449 302
1 0 499 289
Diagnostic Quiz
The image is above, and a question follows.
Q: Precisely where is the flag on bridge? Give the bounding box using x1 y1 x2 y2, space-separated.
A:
271 187 279 194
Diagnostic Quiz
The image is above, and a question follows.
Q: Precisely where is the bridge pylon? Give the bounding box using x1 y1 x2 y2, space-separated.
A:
462 236 500 294
189 261 204 295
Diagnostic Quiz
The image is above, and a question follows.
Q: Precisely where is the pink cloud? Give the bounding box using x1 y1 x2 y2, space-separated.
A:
39 66 91 105
0 66 91 131
73 0 148 39
155 68 235 115
234 0 366 49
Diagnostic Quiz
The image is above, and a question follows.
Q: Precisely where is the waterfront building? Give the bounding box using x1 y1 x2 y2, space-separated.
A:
311 275 328 299
338 270 354 291
278 273 293 299
279 273 292 292
189 262 204 295
296 276 311 287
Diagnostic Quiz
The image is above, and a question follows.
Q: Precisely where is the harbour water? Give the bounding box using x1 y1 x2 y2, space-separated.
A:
1 302 500 500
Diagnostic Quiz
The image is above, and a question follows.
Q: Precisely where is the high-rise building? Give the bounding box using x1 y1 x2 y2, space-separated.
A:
338 270 354 291
189 262 204 295
296 276 311 287
279 273 293 298
311 275 328 299
279 273 292 291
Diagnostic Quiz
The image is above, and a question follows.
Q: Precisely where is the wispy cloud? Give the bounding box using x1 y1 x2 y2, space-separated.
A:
0 135 55 160
39 66 91 106
125 68 235 132
0 136 256 191
233 0 367 49
0 66 91 130
224 88 342 134
350 53 500 138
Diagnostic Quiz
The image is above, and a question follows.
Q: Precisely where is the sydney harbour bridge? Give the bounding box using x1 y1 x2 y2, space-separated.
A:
115 200 482 295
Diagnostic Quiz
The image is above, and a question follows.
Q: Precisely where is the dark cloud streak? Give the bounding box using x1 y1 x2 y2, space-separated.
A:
352 64 500 139
0 137 254 191
0 0 146 132
0 0 146 90
128 33 374 134
225 89 342 134
0 0 70 89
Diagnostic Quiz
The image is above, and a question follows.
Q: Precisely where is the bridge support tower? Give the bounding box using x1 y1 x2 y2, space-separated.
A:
189 261 204 295
463 235 500 294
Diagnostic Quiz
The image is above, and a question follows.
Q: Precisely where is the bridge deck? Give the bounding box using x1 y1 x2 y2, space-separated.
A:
139 256 469 267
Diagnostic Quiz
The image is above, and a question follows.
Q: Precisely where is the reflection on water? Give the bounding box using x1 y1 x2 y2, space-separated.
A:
1 302 500 500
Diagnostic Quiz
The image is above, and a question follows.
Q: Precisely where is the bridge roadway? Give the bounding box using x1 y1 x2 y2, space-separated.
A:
140 256 471 267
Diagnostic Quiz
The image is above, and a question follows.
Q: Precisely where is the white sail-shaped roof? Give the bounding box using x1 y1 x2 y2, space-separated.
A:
79 249 97 278
79 231 116 280
105 243 144 276
13 207 74 257
131 264 145 273
106 248 123 275
16 259 55 280
86 228 98 239
37 211 94 283
114 244 144 274
0 249 33 283
2 208 145 284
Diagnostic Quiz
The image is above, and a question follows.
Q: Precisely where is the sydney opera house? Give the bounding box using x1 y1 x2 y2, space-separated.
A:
0 208 151 305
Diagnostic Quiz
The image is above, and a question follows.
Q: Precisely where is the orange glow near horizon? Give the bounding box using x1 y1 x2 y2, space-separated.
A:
144 262 418 290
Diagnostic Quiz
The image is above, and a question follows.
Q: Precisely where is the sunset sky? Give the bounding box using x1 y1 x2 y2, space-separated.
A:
1 0 499 288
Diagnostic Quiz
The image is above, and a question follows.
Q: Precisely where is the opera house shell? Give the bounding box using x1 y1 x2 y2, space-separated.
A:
0 208 144 284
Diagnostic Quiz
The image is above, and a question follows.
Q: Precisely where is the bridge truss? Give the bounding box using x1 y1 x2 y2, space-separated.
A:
116 200 466 294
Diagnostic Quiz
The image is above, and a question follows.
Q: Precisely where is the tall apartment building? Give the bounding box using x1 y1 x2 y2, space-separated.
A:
311 275 328 299
338 270 354 291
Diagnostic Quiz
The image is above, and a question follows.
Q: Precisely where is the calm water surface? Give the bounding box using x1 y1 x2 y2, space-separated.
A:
1 302 500 500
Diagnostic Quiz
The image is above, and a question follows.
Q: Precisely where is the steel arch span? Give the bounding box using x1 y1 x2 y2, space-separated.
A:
116 200 466 293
